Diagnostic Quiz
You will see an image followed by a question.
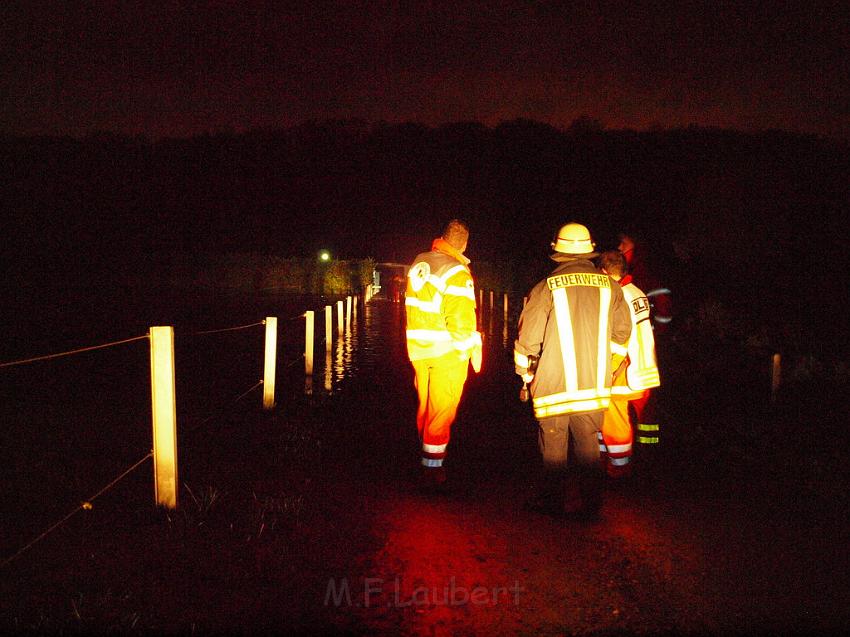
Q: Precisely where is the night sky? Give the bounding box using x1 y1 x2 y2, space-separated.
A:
3 1 848 140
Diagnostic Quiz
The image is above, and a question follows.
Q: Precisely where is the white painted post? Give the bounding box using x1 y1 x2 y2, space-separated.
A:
149 326 178 509
325 305 332 351
337 300 344 332
478 288 483 308
305 311 314 375
346 295 352 325
353 294 358 318
262 317 277 410
771 353 781 403
503 293 508 320
489 290 494 311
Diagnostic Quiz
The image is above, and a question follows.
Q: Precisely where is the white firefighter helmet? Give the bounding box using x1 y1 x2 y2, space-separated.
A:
551 222 597 256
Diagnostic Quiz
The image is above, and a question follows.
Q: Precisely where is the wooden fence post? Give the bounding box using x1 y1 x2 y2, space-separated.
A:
262 317 277 410
149 326 178 509
325 305 332 351
771 353 781 403
305 311 314 375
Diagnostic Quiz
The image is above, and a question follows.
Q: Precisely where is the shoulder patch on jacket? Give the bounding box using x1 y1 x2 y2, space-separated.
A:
409 262 430 292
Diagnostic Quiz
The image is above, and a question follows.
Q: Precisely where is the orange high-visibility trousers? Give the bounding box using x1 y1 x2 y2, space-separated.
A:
601 368 644 477
630 389 659 447
412 355 469 467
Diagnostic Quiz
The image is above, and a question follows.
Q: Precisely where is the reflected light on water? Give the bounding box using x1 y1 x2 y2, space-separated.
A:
331 319 358 387
324 351 332 391
310 297 513 397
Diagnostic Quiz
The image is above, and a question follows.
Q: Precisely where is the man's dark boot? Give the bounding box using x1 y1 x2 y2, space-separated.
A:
419 465 449 495
525 469 565 515
566 464 604 521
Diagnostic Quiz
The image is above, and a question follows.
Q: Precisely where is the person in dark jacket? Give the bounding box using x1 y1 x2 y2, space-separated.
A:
618 232 673 335
515 222 632 519
618 231 670 452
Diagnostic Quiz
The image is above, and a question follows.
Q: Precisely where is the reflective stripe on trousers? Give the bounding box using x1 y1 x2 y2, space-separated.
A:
601 368 634 466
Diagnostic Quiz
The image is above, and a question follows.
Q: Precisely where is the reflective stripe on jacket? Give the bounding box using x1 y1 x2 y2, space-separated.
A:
615 279 661 395
405 238 480 362
514 258 631 419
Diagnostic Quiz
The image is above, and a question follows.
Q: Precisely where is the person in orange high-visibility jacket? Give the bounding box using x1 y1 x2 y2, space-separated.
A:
515 223 631 518
597 250 661 479
406 219 482 491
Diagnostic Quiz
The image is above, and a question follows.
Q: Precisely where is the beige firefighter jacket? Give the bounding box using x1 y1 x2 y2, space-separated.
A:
514 257 632 419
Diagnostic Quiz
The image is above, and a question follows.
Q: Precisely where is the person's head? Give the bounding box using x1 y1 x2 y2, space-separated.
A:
442 218 470 253
597 250 627 281
617 233 636 265
550 222 598 261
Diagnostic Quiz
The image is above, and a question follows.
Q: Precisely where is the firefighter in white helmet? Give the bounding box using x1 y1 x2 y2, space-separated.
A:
515 222 632 518
596 250 661 479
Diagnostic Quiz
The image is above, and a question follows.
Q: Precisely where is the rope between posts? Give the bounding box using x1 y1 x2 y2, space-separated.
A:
233 380 263 403
0 335 149 369
1 301 359 569
186 379 264 434
0 452 153 569
189 321 266 336
286 354 305 368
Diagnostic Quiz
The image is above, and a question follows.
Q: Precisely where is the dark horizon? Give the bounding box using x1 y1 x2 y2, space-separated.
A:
5 120 847 357
4 114 847 144
5 119 846 267
3 2 848 141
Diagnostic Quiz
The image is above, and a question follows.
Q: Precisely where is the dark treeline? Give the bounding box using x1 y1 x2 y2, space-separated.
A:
2 119 848 364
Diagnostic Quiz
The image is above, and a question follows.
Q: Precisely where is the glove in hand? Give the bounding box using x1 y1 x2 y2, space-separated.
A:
471 343 483 373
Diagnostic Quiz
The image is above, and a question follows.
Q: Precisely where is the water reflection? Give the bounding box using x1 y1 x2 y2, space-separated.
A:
334 335 345 383
324 351 332 391
304 296 515 397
